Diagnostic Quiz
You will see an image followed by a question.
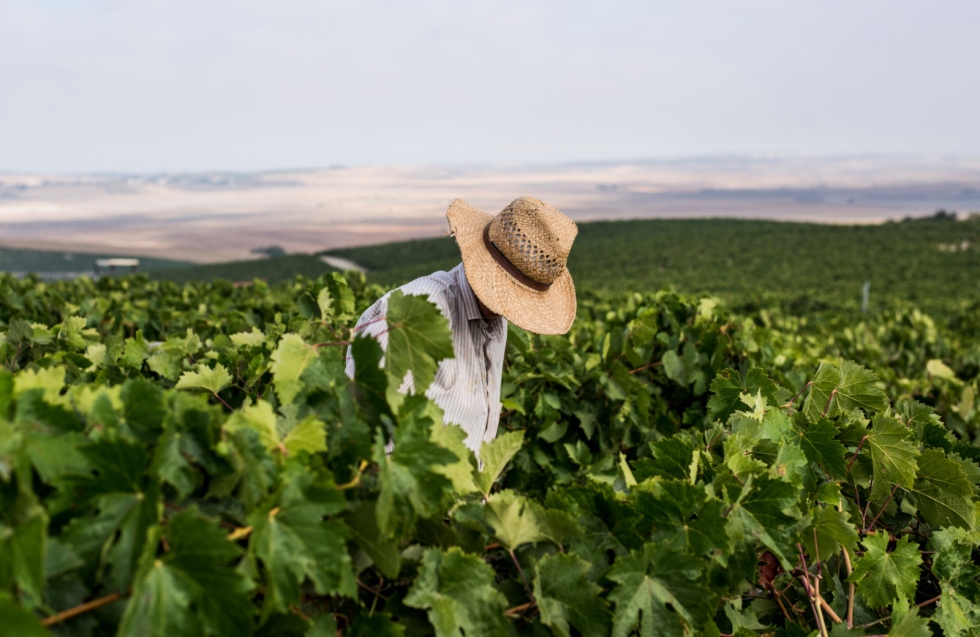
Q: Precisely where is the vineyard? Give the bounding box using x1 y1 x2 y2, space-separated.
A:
2 268 980 636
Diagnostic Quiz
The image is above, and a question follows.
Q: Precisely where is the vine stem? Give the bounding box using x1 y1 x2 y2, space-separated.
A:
509 549 534 601
798 544 829 637
782 381 813 409
839 497 856 629
628 361 663 375
43 592 122 627
860 595 942 629
865 484 900 532
504 602 535 617
811 533 832 636
846 436 869 475
821 389 839 418
211 390 234 412
337 460 370 491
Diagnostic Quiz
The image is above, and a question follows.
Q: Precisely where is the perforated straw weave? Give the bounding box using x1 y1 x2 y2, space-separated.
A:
447 196 578 335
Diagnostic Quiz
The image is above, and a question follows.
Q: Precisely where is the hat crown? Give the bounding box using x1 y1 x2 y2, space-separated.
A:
487 197 578 285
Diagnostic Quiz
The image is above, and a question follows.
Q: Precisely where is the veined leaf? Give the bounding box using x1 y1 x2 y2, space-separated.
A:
476 430 524 496
248 472 355 617
801 506 858 560
270 334 317 405
375 397 458 538
911 449 975 530
175 363 232 395
534 552 611 637
483 489 545 550
794 417 848 479
708 367 782 421
404 547 509 637
866 413 919 501
803 361 887 422
384 291 454 395
849 534 921 608
726 474 798 568
118 511 253 637
608 541 715 637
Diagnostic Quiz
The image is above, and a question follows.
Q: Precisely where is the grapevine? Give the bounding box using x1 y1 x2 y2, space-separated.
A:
1 271 979 636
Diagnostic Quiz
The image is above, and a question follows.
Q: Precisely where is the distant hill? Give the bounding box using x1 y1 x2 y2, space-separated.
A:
16 215 976 311
320 215 980 311
0 247 190 277
150 254 336 284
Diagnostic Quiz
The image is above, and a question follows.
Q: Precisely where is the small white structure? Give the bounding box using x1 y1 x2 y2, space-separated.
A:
94 258 140 275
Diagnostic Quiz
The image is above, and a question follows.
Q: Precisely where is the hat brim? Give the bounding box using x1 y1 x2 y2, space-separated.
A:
447 199 576 335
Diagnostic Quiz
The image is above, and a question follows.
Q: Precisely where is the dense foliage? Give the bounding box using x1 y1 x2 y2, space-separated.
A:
1 271 980 636
324 215 980 312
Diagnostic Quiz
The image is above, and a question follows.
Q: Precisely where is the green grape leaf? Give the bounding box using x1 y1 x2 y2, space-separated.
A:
803 361 887 422
121 378 166 442
13 366 65 405
534 552 611 637
476 430 524 496
230 328 266 348
345 501 401 580
57 316 98 351
866 414 919 501
151 426 199 500
429 419 479 495
175 363 232 395
794 418 848 479
209 428 276 511
0 507 47 608
384 291 454 395
60 438 161 592
911 449 976 530
633 434 697 482
270 334 317 405
225 400 279 451
726 474 798 568
375 397 458 538
118 511 253 637
349 334 393 423
248 472 355 617
849 534 922 608
801 506 858 560
708 367 782 421
483 489 546 550
0 591 52 636
404 547 509 637
348 613 405 637
282 415 327 456
120 333 151 370
935 589 980 637
608 541 714 637
888 598 932 637
634 479 730 561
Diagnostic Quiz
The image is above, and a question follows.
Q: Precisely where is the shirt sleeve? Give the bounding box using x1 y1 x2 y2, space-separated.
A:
344 294 391 380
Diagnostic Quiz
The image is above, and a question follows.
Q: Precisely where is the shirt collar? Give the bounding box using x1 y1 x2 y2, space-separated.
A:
455 264 482 322
454 264 506 342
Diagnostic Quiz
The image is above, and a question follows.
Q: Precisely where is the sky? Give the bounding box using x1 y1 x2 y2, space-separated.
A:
1 0 979 173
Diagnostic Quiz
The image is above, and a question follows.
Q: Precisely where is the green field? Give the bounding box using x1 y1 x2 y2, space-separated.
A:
0 246 189 274
2 267 980 636
323 215 980 311
150 254 336 284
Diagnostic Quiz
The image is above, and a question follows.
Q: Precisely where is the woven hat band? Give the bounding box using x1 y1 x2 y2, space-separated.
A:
483 224 551 292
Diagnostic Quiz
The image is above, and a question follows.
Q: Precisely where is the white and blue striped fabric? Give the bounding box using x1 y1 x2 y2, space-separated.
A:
345 263 507 454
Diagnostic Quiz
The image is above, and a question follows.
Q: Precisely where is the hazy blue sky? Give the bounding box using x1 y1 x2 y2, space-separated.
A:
2 1 978 173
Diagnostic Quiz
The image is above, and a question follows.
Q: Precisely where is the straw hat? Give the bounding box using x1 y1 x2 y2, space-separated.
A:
447 196 578 335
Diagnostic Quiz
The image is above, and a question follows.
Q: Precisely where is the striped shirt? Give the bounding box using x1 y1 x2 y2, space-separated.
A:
345 263 507 454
